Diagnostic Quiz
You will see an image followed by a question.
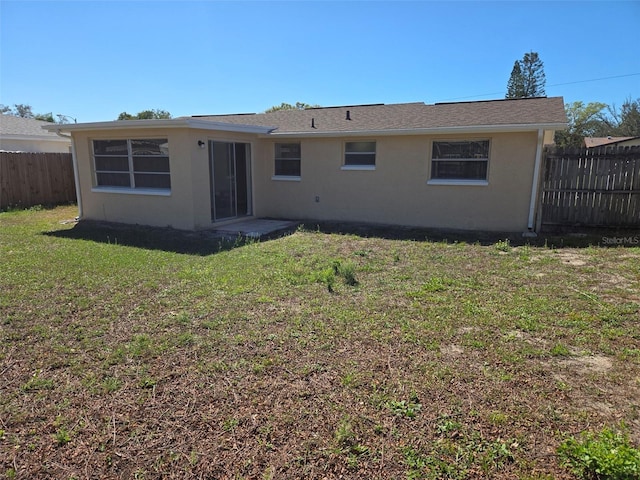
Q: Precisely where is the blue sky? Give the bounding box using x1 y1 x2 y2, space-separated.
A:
1 0 639 122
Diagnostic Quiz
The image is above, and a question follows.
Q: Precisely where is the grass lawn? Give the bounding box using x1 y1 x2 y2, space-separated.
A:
1 205 639 479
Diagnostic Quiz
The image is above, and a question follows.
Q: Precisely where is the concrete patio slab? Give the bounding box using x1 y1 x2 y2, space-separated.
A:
213 219 299 239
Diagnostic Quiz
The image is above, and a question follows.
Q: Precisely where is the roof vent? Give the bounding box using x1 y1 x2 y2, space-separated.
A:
311 118 316 128
346 110 351 121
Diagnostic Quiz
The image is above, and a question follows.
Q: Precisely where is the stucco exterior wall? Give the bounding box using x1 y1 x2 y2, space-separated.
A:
72 127 260 230
73 127 196 229
254 132 540 232
71 127 544 232
187 129 259 229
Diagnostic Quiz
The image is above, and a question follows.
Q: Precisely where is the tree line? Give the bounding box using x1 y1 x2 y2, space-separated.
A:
0 104 173 123
505 51 639 146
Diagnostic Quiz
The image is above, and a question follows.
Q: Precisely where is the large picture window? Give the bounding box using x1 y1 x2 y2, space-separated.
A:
93 139 170 190
274 143 301 178
431 140 489 181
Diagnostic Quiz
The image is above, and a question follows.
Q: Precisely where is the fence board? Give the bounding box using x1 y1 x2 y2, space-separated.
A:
0 152 76 209
540 146 640 227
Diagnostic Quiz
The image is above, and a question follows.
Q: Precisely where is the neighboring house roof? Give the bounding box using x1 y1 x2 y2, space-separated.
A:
42 97 567 137
42 117 274 135
192 96 567 136
0 114 70 143
584 136 640 148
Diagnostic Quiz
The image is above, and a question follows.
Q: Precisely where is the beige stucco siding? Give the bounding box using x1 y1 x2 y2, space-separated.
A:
254 132 539 231
72 127 261 230
188 129 259 229
73 128 196 230
70 126 542 232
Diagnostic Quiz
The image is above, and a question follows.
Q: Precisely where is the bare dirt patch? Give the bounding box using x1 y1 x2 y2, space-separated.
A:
557 354 613 375
555 250 588 266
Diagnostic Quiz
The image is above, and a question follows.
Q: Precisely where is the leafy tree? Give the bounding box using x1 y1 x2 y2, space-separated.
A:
0 103 56 122
554 101 608 147
117 109 171 120
13 103 35 118
606 97 640 136
555 97 640 147
264 102 320 113
505 51 546 98
34 112 55 123
0 103 36 118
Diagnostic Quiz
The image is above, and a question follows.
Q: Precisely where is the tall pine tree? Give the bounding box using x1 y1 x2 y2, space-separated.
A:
505 51 546 98
506 61 525 98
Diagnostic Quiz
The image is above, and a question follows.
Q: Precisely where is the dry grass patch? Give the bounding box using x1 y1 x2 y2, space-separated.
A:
1 206 639 479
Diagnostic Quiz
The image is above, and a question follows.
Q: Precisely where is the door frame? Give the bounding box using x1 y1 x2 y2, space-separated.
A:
209 140 252 223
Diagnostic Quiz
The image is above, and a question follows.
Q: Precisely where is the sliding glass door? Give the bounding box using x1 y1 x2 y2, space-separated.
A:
209 141 251 222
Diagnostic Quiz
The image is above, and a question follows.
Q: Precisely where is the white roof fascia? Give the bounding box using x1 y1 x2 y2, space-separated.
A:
259 123 568 139
42 118 274 135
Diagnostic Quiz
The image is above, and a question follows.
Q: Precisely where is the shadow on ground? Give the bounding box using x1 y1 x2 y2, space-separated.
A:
302 220 640 249
44 220 282 256
44 218 640 255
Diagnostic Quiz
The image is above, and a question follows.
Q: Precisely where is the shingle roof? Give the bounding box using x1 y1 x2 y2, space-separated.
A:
0 114 63 139
193 97 567 135
584 136 640 148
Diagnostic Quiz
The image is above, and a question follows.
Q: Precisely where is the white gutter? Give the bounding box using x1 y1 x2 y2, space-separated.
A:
526 128 545 234
260 123 568 139
52 130 82 220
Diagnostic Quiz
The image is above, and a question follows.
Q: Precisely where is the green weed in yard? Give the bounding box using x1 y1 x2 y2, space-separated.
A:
558 426 640 479
2 206 640 478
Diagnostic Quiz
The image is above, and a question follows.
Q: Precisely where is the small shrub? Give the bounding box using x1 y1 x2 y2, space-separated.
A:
317 267 336 292
494 239 511 252
319 260 358 290
338 262 358 286
558 426 640 479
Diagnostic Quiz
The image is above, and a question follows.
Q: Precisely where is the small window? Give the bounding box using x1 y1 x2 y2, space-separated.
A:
431 140 489 181
345 141 376 167
93 138 170 189
274 143 301 177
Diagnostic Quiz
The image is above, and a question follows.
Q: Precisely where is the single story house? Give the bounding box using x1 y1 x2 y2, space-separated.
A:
43 97 567 233
1 114 71 153
584 136 640 148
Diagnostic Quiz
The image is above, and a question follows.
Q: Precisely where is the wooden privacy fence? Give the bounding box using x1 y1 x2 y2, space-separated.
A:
539 146 640 228
0 152 76 210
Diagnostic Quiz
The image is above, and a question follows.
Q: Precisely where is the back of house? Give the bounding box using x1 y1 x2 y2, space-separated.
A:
43 96 567 233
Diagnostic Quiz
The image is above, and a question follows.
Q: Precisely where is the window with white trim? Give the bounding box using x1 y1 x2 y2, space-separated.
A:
93 139 171 189
431 140 489 180
344 141 376 167
274 143 301 177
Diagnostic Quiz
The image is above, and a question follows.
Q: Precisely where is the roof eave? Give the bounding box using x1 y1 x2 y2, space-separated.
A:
41 118 274 135
260 123 568 138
